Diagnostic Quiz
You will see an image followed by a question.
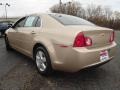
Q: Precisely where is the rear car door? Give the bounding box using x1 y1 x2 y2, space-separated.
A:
16 16 41 56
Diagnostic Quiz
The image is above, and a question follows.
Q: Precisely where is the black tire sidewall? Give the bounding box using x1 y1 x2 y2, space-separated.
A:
4 35 11 50
34 47 53 75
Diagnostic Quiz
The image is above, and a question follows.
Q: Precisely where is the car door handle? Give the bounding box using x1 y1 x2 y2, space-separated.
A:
31 31 36 34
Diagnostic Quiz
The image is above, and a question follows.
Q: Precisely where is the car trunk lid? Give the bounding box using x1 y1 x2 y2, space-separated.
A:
83 30 113 49
63 25 113 48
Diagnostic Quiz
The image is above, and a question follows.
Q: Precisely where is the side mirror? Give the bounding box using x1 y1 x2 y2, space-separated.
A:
8 24 13 28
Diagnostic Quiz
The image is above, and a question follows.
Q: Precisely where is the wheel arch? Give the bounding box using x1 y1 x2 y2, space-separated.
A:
32 41 58 69
33 43 46 58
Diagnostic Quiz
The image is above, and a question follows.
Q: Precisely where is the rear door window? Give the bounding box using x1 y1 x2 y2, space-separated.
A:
24 16 36 27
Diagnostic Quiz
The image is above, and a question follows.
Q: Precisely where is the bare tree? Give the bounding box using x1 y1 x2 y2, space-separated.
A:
50 1 82 16
50 4 60 13
114 11 120 20
104 7 113 20
50 1 120 30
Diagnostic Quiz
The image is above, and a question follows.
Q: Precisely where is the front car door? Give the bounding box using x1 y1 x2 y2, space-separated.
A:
7 17 27 50
8 16 41 57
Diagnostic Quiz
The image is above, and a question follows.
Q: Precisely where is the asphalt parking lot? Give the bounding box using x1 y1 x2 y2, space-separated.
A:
0 31 120 90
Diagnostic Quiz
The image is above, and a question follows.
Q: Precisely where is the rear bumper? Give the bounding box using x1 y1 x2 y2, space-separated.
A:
52 42 117 72
82 57 112 69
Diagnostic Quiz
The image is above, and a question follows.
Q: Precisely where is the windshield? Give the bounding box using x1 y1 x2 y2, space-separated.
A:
49 14 95 26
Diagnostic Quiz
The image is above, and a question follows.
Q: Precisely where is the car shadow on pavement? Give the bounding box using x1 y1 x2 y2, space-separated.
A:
28 66 110 89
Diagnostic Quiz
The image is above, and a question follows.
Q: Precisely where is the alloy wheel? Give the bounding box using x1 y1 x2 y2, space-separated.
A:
36 50 47 72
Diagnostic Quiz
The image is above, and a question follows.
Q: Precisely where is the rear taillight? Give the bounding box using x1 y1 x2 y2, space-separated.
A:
109 31 115 43
73 32 92 47
85 37 92 46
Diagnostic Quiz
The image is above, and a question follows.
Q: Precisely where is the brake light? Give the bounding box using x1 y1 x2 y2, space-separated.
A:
73 32 92 47
109 31 115 43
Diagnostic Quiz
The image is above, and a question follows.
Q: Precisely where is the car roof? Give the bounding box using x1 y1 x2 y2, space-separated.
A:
25 13 61 17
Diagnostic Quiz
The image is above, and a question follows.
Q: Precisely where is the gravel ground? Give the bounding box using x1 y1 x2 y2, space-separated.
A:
0 31 120 90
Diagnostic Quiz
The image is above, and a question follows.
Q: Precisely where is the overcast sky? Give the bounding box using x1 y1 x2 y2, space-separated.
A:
0 0 120 17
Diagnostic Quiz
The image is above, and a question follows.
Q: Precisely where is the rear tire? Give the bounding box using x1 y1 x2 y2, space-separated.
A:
34 46 53 76
4 35 12 51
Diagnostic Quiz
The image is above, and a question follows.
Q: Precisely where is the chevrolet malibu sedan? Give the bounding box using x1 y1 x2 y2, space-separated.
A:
5 13 117 75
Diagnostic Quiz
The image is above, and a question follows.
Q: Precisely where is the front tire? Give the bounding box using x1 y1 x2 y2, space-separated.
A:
4 35 12 50
34 47 53 76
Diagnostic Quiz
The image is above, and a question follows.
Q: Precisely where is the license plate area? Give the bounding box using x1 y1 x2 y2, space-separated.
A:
100 50 109 62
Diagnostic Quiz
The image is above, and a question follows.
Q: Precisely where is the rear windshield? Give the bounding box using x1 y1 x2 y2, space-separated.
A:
49 14 95 26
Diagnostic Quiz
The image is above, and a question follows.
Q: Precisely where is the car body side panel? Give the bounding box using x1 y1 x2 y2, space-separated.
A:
15 28 41 57
7 28 20 48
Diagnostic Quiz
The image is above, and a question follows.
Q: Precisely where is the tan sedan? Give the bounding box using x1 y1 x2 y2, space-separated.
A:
5 13 117 75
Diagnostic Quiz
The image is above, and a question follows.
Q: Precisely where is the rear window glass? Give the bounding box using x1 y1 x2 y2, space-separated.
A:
49 14 95 26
